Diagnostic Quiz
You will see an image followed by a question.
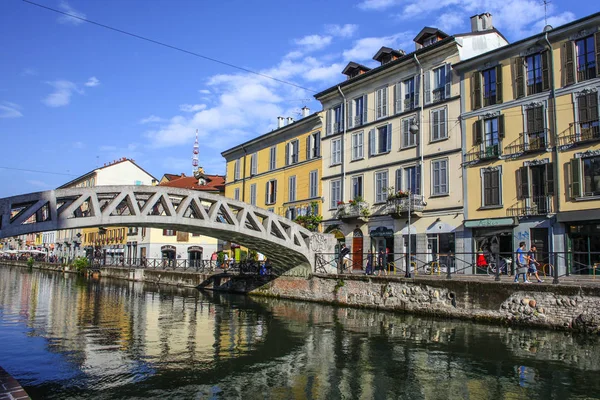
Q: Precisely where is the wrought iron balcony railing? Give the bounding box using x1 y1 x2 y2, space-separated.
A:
507 195 553 217
404 98 415 111
432 88 445 103
577 66 598 83
336 202 369 220
558 120 600 148
333 122 343 134
385 195 425 215
353 115 363 126
504 129 551 157
463 145 501 165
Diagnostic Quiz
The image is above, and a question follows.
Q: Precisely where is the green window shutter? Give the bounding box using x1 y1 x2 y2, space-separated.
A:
545 163 555 195
578 94 589 124
571 158 581 198
526 108 535 134
562 41 575 86
472 72 481 110
514 57 525 98
534 106 544 132
498 114 505 139
495 64 503 104
473 120 483 145
518 166 529 199
542 51 551 91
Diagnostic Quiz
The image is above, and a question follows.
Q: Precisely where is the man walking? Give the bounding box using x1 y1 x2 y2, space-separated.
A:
514 242 531 283
339 244 350 273
527 245 543 283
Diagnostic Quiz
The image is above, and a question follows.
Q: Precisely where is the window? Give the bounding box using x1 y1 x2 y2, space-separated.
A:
269 146 277 171
526 54 543 95
376 86 388 119
351 175 363 200
163 229 176 236
250 184 257 205
431 159 448 196
395 168 402 192
517 164 554 202
330 179 341 209
351 131 363 160
525 106 546 150
331 138 342 165
396 76 419 114
234 188 240 201
369 124 392 156
430 108 447 141
482 67 497 106
404 77 416 110
306 131 321 159
571 156 600 198
250 153 257 176
375 171 388 203
575 35 597 82
482 168 501 207
351 95 367 127
404 165 421 195
576 92 600 140
402 117 416 148
327 104 344 135
288 175 296 202
309 170 318 198
286 140 299 165
286 207 297 220
266 180 277 204
483 117 501 157
234 159 240 180
432 65 446 102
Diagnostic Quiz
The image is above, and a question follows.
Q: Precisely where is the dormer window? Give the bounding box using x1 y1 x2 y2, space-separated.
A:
342 62 371 79
423 36 438 47
413 27 449 50
373 46 405 66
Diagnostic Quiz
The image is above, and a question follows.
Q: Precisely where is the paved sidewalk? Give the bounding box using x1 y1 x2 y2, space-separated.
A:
0 367 30 400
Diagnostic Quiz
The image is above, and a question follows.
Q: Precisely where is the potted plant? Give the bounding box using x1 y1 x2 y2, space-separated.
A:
349 196 364 206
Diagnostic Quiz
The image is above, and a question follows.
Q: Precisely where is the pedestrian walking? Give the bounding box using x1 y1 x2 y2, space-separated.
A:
376 249 386 276
514 242 531 283
365 249 373 275
339 244 350 273
527 245 543 283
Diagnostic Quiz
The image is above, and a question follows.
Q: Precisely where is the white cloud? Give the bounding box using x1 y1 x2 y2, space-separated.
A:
294 35 333 51
435 12 465 32
84 76 100 87
0 102 23 118
42 80 81 107
343 32 414 61
179 104 206 112
325 24 359 38
21 68 37 77
284 50 304 60
139 115 166 124
198 89 211 94
303 63 344 82
357 0 401 10
72 141 85 149
57 1 86 25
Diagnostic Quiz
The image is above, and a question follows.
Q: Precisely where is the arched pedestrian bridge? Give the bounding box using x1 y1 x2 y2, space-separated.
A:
0 186 336 272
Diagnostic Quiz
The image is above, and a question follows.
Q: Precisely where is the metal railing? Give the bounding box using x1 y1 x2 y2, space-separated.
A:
353 115 363 126
464 145 501 164
503 130 550 157
314 250 600 284
432 88 445 103
558 120 600 148
385 195 425 215
333 122 342 134
506 195 553 217
404 98 415 111
577 66 598 83
336 202 369 219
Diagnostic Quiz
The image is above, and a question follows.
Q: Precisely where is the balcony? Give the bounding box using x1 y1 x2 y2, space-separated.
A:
507 195 553 218
463 145 501 165
504 129 551 157
432 88 445 103
336 202 370 220
385 194 425 217
404 98 415 111
333 122 343 134
577 65 598 83
558 120 600 149
353 115 363 126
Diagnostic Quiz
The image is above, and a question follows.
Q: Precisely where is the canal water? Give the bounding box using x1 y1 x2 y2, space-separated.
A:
0 266 599 400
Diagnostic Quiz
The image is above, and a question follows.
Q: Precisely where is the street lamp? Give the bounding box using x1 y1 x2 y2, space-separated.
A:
406 120 419 278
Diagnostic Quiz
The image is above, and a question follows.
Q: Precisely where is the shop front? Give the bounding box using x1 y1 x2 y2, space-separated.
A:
465 217 517 274
559 210 600 275
188 246 203 267
161 245 176 267
369 226 394 269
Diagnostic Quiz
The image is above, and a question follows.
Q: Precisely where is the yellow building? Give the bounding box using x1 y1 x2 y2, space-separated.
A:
455 12 600 274
221 110 322 225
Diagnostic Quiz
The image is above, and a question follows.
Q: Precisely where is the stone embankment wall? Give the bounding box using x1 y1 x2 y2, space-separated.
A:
247 274 600 333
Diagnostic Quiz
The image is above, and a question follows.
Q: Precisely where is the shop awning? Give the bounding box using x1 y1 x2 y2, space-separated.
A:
557 210 600 222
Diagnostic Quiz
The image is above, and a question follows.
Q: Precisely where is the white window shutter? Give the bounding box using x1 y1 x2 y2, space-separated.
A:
395 83 402 114
376 89 382 118
347 100 353 129
369 129 375 156
341 103 345 132
362 95 368 124
382 87 388 117
414 75 420 107
326 109 331 135
424 71 431 104
445 64 452 99
395 169 402 191
441 108 447 138
386 123 392 152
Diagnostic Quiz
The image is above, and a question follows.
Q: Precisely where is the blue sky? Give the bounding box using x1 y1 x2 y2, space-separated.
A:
1 0 597 197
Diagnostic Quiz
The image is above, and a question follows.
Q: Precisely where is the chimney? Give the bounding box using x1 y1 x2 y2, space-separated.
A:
301 106 310 118
470 13 493 32
277 116 285 128
286 117 294 125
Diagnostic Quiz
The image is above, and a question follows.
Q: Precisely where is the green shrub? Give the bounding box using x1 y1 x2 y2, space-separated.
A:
27 257 34 268
72 257 89 273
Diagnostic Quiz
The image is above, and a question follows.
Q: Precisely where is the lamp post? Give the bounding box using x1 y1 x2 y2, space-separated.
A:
406 119 419 278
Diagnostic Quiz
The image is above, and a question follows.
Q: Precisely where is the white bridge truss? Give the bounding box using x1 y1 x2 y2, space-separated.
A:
0 186 335 271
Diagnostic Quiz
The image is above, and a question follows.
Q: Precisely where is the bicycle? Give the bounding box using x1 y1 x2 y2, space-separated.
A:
540 263 554 278
487 257 512 276
424 260 447 275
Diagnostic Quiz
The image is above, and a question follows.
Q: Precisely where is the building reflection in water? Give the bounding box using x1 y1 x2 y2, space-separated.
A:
0 265 599 399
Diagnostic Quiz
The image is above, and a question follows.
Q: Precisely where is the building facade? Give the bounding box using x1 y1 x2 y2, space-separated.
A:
315 14 507 270
222 110 323 222
455 12 600 274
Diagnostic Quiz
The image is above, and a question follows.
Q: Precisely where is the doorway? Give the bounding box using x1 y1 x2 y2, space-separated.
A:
352 229 363 270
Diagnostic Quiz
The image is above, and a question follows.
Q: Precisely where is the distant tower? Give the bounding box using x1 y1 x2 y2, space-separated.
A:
192 129 199 173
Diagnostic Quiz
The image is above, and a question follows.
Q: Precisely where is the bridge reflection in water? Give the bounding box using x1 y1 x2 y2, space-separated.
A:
0 265 599 399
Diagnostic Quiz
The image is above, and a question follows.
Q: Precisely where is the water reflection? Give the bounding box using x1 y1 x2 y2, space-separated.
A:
0 265 599 399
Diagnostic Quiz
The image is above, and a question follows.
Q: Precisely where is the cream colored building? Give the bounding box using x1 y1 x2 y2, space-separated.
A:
315 14 507 270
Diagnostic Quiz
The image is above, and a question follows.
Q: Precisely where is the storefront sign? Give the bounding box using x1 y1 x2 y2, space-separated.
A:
465 218 516 228
188 246 203 253
369 227 394 237
161 245 176 252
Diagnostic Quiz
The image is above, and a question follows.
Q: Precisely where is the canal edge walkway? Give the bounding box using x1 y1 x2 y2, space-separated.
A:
0 367 30 400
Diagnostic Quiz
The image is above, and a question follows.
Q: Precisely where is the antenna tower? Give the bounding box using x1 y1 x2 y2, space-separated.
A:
192 129 199 173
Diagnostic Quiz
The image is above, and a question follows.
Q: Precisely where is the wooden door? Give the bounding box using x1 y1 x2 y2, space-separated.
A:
352 229 363 270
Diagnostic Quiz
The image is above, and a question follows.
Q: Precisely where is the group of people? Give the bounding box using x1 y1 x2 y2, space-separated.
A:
515 242 544 283
339 245 391 276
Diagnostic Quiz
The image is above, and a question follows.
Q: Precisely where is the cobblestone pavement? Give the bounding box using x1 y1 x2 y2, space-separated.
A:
0 367 30 400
